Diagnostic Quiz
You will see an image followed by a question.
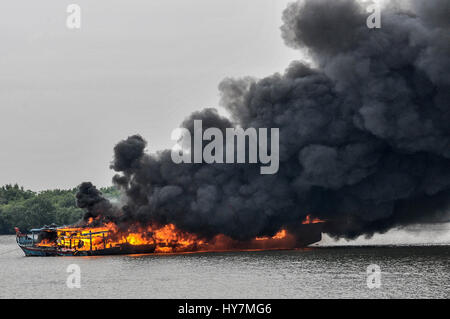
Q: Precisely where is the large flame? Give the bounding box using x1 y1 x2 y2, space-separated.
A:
35 215 325 254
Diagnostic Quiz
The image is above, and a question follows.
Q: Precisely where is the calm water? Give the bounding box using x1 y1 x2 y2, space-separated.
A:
0 235 448 299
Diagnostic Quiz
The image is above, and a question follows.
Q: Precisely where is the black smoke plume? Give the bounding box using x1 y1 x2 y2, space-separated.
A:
76 182 116 222
79 0 450 240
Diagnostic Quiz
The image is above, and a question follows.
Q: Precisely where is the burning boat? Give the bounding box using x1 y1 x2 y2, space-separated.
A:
15 225 156 257
15 215 324 257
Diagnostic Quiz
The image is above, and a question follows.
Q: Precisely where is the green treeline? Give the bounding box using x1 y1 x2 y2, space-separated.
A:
0 184 119 235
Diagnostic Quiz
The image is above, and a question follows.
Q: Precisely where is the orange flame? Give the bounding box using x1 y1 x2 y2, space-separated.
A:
35 215 324 254
255 229 287 241
302 215 325 224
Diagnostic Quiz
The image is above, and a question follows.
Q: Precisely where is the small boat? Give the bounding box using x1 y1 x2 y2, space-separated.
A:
15 226 156 257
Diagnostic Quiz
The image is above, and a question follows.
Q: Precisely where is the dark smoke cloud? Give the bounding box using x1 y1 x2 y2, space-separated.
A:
110 135 147 172
76 182 116 222
81 0 450 240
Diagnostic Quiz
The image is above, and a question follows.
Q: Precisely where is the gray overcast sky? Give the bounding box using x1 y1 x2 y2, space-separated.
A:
0 0 301 191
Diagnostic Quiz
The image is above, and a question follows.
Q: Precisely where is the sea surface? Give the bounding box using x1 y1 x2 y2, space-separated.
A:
0 235 448 299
